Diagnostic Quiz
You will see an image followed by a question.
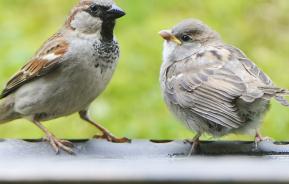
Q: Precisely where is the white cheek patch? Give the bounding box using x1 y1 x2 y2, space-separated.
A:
71 11 102 34
40 53 61 61
163 41 177 63
163 41 202 62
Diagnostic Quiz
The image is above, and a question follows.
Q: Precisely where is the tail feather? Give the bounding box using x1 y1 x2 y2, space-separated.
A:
259 86 289 96
0 95 20 124
275 96 289 107
275 89 289 96
259 86 289 107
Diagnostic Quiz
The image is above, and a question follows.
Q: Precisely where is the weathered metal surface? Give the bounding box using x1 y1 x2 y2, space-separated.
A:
0 139 289 184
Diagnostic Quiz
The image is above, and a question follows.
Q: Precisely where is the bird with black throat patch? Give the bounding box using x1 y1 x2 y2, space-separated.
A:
0 0 130 154
159 19 289 154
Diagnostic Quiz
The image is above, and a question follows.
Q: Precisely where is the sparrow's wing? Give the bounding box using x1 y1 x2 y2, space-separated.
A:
226 45 289 106
0 34 69 99
165 47 254 129
225 45 273 86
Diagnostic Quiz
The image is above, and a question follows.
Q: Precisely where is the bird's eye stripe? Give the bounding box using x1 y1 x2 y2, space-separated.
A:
99 5 111 11
88 4 110 12
89 4 98 12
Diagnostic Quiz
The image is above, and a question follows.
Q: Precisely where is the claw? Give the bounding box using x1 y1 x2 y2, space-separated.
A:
46 134 75 154
255 132 273 143
94 133 131 143
60 140 75 148
254 131 274 150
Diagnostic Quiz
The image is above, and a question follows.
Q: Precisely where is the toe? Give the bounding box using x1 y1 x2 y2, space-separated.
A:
56 141 75 155
60 140 74 148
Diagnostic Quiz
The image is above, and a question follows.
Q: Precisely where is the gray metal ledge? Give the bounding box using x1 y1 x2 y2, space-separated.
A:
1 139 289 184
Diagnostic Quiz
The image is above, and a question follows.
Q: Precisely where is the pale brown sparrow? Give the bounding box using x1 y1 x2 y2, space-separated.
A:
0 0 129 154
159 19 289 152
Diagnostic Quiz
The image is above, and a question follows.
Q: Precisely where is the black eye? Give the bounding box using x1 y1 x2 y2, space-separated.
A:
90 4 98 12
181 35 192 42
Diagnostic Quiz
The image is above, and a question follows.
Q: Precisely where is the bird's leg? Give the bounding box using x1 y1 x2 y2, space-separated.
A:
32 119 74 154
255 131 273 143
186 133 202 156
79 111 131 143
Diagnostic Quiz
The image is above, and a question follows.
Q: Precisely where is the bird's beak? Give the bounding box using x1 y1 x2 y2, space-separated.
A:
159 30 181 45
106 4 126 19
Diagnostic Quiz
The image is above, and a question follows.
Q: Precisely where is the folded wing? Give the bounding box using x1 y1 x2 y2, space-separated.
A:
164 46 283 129
0 34 69 99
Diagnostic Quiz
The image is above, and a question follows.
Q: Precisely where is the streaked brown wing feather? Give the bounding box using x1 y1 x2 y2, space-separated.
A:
225 45 289 106
165 49 247 129
225 45 273 86
166 45 288 129
0 37 68 99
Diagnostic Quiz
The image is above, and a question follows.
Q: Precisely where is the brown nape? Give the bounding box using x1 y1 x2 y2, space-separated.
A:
79 0 93 6
64 9 79 30
64 3 91 30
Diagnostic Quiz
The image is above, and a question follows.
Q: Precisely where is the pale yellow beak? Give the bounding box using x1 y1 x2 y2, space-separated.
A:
159 30 182 45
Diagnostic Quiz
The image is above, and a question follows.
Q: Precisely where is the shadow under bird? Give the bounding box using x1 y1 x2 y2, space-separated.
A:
0 0 129 154
159 19 289 153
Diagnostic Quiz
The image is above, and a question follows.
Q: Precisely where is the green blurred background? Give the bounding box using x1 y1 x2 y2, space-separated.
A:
0 0 289 140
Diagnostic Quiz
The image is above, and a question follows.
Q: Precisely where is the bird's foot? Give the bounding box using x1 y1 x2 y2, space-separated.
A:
94 132 131 143
255 132 273 143
254 132 274 150
185 133 202 156
44 134 74 154
185 138 201 156
255 136 273 143
187 140 201 156
79 111 131 143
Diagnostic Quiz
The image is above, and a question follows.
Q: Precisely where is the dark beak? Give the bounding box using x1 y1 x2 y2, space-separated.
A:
106 4 126 19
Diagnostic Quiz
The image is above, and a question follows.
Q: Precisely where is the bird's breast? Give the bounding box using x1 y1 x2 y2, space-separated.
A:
59 39 119 106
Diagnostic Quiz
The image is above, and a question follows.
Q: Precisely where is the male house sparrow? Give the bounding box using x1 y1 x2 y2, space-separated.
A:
0 0 129 154
159 19 289 151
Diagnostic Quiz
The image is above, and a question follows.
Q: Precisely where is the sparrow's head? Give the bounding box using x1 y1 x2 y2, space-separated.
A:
159 19 221 62
65 0 125 40
160 19 220 46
